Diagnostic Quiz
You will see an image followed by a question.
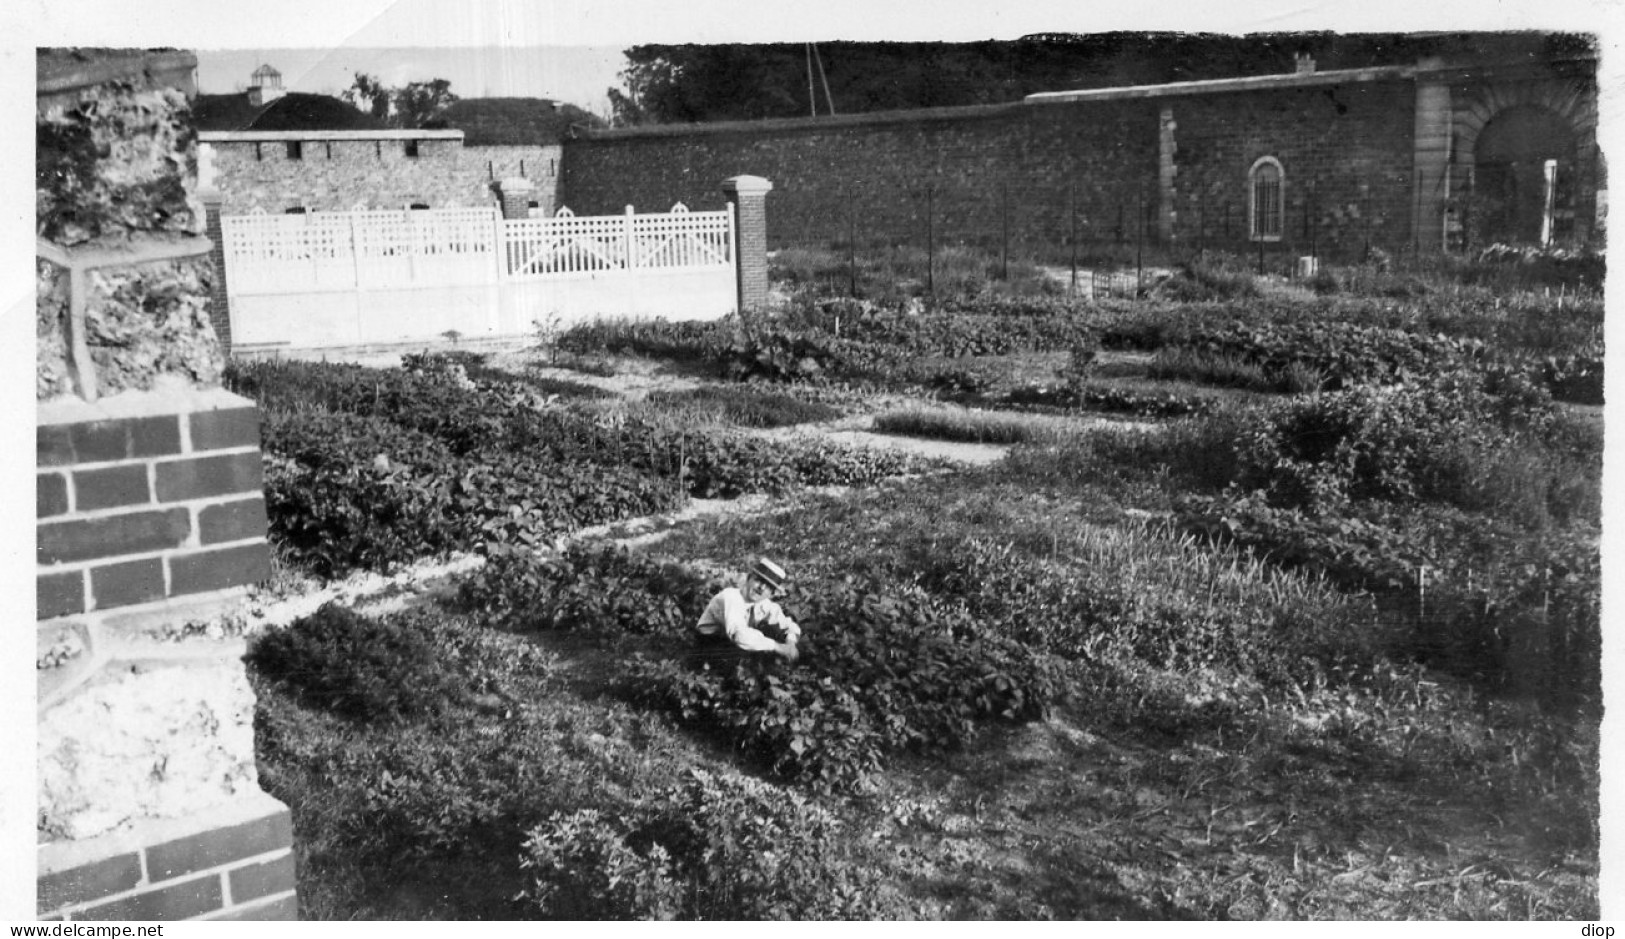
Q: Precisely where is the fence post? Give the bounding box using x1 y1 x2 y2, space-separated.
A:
497 176 535 222
723 175 774 313
198 145 233 353
624 205 636 271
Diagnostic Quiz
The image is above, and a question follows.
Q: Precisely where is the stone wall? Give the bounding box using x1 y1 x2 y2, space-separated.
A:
560 101 1160 255
1161 81 1417 256
557 85 1419 260
36 48 292 922
202 134 562 216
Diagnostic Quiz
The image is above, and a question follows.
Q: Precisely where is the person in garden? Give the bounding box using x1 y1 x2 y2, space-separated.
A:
693 557 802 664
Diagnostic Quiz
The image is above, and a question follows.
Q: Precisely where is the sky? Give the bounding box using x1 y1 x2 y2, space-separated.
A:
193 46 628 114
8 0 1625 923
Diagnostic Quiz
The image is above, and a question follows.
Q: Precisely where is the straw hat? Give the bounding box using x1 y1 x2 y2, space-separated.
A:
749 557 787 590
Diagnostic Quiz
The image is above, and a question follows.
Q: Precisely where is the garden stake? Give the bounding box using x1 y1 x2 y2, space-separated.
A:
1069 183 1078 297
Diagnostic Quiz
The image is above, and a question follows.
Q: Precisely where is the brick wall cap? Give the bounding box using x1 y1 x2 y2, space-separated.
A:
723 175 774 196
576 101 1025 140
1025 64 1415 105
38 790 289 875
497 177 536 193
40 385 254 428
200 128 464 142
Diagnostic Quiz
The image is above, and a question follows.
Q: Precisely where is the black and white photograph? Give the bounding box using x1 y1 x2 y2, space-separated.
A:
10 0 1621 923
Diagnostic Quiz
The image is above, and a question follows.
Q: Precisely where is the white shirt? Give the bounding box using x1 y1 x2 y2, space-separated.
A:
695 586 801 652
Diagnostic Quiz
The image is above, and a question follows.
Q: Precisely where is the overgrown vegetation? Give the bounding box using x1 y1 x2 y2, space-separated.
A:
246 248 1600 920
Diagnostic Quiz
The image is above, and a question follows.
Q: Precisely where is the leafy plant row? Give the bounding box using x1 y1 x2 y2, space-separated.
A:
455 546 1066 793
233 360 929 578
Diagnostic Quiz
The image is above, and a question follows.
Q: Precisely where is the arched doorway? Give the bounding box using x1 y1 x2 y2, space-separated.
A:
1471 106 1577 246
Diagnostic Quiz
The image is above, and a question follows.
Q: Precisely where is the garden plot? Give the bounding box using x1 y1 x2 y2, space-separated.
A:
231 256 1602 920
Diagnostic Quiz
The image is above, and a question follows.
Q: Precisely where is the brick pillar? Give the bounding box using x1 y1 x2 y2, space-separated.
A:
1412 69 1453 253
497 177 536 220
35 50 294 922
200 173 232 352
723 175 773 313
1158 106 1178 245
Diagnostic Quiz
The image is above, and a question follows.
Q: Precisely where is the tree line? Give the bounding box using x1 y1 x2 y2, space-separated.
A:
605 32 1594 126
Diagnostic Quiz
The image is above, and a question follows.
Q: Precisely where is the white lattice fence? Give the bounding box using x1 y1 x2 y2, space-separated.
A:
502 204 734 281
222 207 500 295
630 204 733 270
219 203 738 347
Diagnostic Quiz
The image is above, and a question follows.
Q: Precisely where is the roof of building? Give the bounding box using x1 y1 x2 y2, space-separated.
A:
437 97 603 146
191 91 387 132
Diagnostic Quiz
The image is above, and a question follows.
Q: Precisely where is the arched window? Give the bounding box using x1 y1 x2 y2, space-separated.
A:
1249 157 1284 241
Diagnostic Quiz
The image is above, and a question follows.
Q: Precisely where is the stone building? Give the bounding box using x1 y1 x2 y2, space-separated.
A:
193 68 565 218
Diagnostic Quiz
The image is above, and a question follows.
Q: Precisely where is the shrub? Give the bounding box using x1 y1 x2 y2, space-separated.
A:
1232 374 1564 514
455 545 714 637
1155 262 1262 301
264 445 464 578
247 605 473 723
1147 346 1273 391
629 579 1066 791
519 769 900 920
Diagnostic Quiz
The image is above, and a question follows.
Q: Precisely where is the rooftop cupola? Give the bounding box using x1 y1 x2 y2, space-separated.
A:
247 63 284 107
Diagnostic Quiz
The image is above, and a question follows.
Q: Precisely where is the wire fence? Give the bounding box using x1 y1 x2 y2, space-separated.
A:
758 164 1600 299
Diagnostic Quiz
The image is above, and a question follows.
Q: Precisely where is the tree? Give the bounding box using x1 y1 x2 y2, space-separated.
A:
607 34 1593 126
342 72 391 123
342 72 459 128
395 78 458 128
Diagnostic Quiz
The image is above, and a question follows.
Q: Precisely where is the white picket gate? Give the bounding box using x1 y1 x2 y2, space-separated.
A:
219 204 737 349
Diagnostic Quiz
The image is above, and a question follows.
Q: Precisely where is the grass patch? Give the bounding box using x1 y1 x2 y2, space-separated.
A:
645 385 843 428
872 407 1061 445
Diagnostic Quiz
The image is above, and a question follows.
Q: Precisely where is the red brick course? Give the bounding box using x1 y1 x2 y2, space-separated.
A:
37 804 298 921
210 893 298 920
36 852 143 910
168 542 272 597
227 853 296 903
38 570 86 618
73 464 152 511
146 809 293 881
154 452 264 502
189 407 260 451
198 497 269 545
38 472 69 518
38 508 191 565
76 874 221 921
90 557 167 609
37 405 272 617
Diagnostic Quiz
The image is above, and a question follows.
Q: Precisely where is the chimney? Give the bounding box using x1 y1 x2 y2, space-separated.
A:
1294 53 1316 74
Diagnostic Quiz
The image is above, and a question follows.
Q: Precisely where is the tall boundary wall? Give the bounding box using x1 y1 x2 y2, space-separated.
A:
558 57 1600 262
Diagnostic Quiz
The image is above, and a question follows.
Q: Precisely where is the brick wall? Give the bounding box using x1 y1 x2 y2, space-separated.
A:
558 85 1415 260
37 392 270 618
38 792 295 921
206 137 561 215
